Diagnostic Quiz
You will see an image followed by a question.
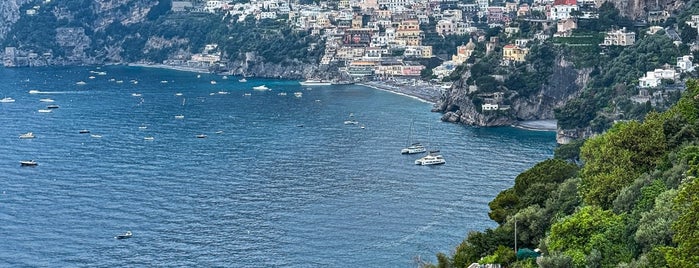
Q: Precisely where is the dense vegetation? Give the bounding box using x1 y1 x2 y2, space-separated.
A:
2 0 322 67
426 80 699 267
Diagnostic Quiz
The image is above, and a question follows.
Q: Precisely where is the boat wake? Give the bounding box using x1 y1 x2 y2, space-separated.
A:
29 90 84 94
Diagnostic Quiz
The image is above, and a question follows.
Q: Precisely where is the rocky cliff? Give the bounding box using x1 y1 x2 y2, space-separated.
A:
434 56 591 129
606 0 684 20
0 0 31 42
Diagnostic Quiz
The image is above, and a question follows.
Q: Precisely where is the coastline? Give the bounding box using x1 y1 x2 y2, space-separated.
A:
358 80 444 105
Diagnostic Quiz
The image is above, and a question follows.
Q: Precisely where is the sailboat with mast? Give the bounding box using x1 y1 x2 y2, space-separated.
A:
401 121 426 154
413 124 445 165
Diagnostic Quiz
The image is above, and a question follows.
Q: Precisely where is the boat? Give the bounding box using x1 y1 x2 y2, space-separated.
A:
401 143 427 154
28 90 40 94
243 93 252 96
218 91 229 95
46 104 59 109
210 80 217 85
144 136 154 141
76 81 87 85
79 129 90 134
0 97 15 103
215 130 224 134
138 125 148 130
414 151 446 165
90 134 102 138
222 76 228 80
299 79 332 86
294 92 303 97
20 160 38 167
19 132 35 139
96 71 107 76
175 93 183 96
38 109 52 113
253 85 269 91
401 121 427 154
116 80 124 84
160 80 168 84
239 78 247 82
278 92 287 96
331 80 355 85
131 93 142 97
175 115 185 119
344 120 359 125
88 76 96 79
196 134 207 138
115 231 132 239
39 98 54 102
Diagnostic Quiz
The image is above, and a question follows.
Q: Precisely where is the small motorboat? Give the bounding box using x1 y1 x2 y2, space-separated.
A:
196 134 207 138
239 78 247 82
38 109 52 113
115 231 132 239
253 85 269 91
144 136 155 141
20 160 38 166
19 132 35 139
90 134 102 138
46 104 59 109
39 98 54 102
0 97 16 103
215 131 224 134
76 81 87 85
79 129 90 134
174 115 185 119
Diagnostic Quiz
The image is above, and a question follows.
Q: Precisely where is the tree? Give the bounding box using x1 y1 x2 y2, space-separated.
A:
664 177 699 267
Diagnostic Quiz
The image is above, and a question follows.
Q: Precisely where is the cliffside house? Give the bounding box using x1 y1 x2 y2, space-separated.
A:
171 1 194 12
503 44 529 63
602 28 635 46
555 18 577 37
677 55 695 73
638 69 677 88
686 15 699 30
548 0 578 21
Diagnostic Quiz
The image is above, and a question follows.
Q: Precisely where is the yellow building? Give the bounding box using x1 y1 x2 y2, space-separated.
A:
396 20 423 46
502 44 528 62
452 39 476 64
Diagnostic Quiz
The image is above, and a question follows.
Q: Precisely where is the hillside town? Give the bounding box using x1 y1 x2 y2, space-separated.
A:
166 1 689 77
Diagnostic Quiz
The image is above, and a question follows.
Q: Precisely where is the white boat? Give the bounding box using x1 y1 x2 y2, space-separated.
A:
253 85 269 91
19 132 35 139
196 134 207 138
0 97 15 103
243 93 252 96
294 92 303 97
20 160 38 167
299 79 332 86
278 92 287 96
401 121 426 154
38 109 52 113
28 90 40 94
175 115 185 119
401 143 427 154
175 93 183 96
215 130 224 134
76 81 87 85
88 76 96 79
131 93 142 97
222 76 228 80
138 125 148 130
239 78 247 82
115 231 133 239
97 71 107 76
218 91 229 95
115 80 124 84
160 80 168 83
414 151 446 165
344 120 359 125
39 98 54 102
90 134 102 138
144 136 154 141
210 80 217 85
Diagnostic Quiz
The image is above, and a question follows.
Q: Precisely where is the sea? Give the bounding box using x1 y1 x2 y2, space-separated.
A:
0 66 556 267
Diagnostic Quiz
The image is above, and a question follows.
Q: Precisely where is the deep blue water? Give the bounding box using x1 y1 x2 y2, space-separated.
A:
0 66 556 267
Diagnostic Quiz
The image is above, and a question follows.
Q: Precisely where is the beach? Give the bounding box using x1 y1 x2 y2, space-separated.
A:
358 79 445 104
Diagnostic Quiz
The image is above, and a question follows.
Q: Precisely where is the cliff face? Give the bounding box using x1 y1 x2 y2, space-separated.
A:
0 0 31 42
435 56 590 128
606 0 684 20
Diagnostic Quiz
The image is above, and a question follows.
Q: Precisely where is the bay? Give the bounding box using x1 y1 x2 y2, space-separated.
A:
0 66 555 267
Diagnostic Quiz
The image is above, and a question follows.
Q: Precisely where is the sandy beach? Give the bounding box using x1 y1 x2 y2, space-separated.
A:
358 79 445 104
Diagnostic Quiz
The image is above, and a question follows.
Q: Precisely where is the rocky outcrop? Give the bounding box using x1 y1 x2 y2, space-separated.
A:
434 56 591 129
223 51 328 79
0 0 31 42
606 0 684 20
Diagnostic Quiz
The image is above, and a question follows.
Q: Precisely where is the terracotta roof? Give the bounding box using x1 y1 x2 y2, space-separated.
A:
553 0 576 5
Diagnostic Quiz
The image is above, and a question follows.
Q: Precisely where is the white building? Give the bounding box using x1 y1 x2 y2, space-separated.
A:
677 55 695 73
638 69 678 88
204 0 223 13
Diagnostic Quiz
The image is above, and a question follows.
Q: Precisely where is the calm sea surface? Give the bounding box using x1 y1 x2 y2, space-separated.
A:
0 66 555 267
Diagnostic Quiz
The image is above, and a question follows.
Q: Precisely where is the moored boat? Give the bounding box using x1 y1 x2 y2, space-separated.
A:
0 97 15 103
38 109 52 113
46 104 59 109
20 160 38 166
253 85 269 91
39 98 54 102
299 79 332 86
19 132 35 139
414 151 446 165
401 143 427 154
115 231 133 239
